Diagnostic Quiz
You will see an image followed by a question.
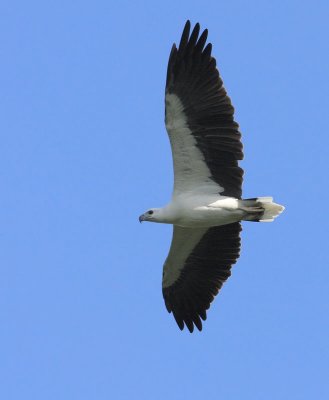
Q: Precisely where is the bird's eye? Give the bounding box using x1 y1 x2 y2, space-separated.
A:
148 210 154 215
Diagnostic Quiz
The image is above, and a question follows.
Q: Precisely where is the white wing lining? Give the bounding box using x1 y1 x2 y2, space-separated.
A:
162 225 207 288
165 93 224 197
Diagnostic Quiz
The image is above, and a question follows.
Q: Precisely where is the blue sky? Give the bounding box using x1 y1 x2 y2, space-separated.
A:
1 1 329 399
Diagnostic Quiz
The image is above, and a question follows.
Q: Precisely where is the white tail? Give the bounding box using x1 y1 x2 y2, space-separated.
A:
241 197 285 222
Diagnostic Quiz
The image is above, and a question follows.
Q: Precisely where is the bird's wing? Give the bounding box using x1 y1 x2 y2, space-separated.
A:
162 222 242 332
165 20 244 199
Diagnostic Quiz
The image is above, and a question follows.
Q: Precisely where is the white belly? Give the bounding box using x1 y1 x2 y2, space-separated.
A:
169 197 244 228
173 207 243 228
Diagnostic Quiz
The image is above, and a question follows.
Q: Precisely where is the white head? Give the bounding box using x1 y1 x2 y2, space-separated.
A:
139 208 165 223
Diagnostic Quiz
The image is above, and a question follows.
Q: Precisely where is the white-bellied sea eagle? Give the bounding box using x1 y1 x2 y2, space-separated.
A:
139 20 284 332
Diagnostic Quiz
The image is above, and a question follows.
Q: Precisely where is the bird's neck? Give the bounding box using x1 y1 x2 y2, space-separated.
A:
154 205 177 224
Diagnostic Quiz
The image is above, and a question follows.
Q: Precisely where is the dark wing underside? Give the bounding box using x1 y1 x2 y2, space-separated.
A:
163 222 242 332
165 20 244 198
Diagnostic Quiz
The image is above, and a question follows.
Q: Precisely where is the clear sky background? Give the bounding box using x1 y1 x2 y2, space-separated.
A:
1 1 328 399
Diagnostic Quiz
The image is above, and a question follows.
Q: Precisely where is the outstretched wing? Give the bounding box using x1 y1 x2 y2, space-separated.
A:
162 222 242 332
165 20 244 199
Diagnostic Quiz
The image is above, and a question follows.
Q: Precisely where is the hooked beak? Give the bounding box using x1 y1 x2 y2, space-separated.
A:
139 214 146 223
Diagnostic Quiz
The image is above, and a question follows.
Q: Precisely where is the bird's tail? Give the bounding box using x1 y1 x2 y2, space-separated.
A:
240 197 285 222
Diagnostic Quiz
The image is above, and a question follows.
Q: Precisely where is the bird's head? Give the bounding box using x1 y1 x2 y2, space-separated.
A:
139 208 162 223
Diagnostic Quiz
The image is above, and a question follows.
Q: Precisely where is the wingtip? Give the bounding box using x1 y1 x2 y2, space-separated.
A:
185 319 194 333
172 310 185 330
183 20 191 35
179 20 191 50
200 310 207 321
177 320 185 331
194 317 203 332
185 19 191 27
185 318 203 333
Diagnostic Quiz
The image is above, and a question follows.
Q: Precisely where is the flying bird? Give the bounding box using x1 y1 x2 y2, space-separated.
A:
139 20 284 332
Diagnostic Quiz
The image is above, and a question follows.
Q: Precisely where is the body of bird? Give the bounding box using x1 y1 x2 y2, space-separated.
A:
139 20 284 332
141 196 242 228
